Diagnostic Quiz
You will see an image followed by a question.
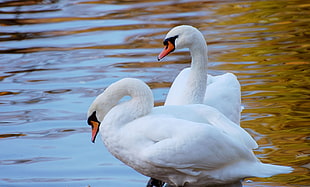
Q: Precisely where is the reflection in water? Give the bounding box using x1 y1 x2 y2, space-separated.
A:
0 0 309 186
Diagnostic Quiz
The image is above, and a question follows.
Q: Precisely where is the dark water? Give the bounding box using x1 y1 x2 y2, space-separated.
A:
0 0 309 186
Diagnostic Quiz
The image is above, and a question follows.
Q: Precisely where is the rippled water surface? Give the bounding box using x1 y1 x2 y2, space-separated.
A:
1 0 309 186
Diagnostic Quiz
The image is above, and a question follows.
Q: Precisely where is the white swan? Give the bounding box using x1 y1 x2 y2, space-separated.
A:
158 25 241 124
87 78 292 187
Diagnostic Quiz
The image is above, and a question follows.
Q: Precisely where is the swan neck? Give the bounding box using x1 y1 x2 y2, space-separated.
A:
189 41 208 71
102 79 154 129
184 40 208 104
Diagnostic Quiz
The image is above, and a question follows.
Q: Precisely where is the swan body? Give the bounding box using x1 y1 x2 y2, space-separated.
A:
158 25 241 124
87 78 292 186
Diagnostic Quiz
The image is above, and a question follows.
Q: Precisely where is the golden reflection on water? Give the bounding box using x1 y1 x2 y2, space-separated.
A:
209 1 310 185
0 0 309 186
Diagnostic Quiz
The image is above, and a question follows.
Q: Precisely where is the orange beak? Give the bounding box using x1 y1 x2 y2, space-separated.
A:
90 120 100 143
158 40 175 61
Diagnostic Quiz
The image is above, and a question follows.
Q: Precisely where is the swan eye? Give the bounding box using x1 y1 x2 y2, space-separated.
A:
163 39 169 47
163 35 178 46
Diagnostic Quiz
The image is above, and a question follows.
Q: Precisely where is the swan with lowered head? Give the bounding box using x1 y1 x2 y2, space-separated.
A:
87 78 292 187
158 25 241 124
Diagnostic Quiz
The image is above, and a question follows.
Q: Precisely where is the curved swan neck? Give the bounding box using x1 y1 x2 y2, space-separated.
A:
188 32 208 71
89 78 154 126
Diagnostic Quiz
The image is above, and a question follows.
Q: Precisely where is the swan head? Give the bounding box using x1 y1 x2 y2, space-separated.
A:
158 25 206 61
87 91 113 143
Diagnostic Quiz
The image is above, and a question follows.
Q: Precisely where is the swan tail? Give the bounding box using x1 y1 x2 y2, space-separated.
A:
251 163 293 178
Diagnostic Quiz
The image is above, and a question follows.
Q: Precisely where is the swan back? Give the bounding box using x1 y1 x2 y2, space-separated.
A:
87 78 154 123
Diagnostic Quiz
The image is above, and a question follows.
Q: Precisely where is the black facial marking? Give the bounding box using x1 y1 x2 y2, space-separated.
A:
163 35 178 46
87 111 100 127
146 178 165 187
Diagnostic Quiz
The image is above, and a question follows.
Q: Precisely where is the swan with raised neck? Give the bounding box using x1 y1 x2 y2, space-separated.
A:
159 25 208 104
158 25 241 124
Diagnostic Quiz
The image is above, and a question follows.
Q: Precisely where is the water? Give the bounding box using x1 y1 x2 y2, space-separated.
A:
0 0 309 186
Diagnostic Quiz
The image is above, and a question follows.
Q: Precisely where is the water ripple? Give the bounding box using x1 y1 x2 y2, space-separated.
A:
0 0 309 186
